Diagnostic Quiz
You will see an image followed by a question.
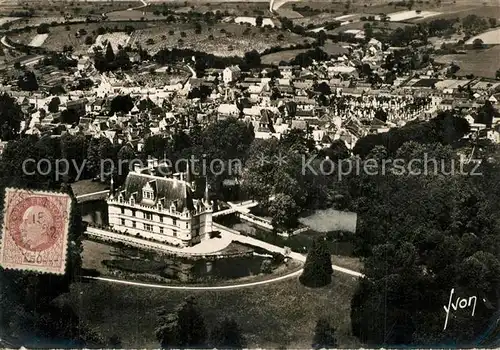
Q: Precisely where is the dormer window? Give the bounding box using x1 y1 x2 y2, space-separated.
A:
130 194 135 206
142 181 155 201
143 189 154 200
118 194 124 203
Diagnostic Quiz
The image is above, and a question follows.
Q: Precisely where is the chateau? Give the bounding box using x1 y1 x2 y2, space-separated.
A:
107 159 213 247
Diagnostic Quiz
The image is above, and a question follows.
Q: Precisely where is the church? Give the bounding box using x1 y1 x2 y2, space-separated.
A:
107 158 213 247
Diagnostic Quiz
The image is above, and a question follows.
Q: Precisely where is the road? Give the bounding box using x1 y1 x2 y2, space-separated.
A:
0 36 15 49
83 268 303 291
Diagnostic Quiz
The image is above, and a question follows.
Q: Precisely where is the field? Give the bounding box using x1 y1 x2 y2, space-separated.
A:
28 33 48 47
434 45 500 79
128 22 309 57
62 271 360 348
235 16 276 27
7 21 150 54
0 0 139 17
260 48 308 64
466 28 500 45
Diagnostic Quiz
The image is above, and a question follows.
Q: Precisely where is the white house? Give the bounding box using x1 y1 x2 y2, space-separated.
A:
107 159 213 247
223 66 241 84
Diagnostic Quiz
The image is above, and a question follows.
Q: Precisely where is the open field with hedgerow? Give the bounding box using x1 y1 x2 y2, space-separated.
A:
434 45 500 79
0 0 139 19
125 22 310 56
61 272 360 348
6 19 309 56
7 21 149 54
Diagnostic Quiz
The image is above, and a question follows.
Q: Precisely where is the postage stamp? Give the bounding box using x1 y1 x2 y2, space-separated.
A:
0 188 72 274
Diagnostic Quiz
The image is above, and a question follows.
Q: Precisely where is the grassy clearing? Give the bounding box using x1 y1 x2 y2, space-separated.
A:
64 271 360 348
433 45 500 79
260 48 309 64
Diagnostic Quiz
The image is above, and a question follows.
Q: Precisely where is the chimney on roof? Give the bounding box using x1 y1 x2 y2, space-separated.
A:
147 157 158 170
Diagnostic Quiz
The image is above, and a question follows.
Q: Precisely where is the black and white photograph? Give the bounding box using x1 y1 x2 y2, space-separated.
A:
0 0 499 348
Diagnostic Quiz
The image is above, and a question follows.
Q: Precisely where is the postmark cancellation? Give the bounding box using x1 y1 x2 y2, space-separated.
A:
0 188 72 275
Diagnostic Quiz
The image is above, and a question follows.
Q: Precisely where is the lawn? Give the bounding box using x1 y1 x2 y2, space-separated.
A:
433 45 500 78
81 238 303 285
63 271 360 348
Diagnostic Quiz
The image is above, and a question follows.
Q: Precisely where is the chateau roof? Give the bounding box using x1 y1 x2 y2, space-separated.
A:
120 172 194 212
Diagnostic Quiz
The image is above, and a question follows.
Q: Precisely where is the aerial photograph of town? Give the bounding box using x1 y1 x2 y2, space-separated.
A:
0 0 499 348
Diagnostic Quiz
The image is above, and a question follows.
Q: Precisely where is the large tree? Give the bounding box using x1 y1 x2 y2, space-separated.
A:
17 70 38 91
299 237 333 287
0 93 23 141
269 193 300 231
156 296 207 348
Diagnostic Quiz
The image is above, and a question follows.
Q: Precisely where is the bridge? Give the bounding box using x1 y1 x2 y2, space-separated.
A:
212 200 259 217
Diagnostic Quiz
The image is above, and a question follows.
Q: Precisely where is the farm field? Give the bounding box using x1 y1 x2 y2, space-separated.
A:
466 28 500 45
235 16 276 27
7 21 149 54
0 16 20 26
128 22 309 57
386 10 441 22
62 271 360 348
434 45 500 79
260 48 309 64
28 33 48 47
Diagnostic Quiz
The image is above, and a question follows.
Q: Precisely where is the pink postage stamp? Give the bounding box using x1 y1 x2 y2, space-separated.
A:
0 188 72 274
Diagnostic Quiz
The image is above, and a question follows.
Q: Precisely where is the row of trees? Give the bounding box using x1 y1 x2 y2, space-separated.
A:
353 110 471 157
345 103 500 345
347 140 500 345
94 42 132 72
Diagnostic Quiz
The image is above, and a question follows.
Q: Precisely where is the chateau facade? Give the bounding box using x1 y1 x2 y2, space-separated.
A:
107 159 213 247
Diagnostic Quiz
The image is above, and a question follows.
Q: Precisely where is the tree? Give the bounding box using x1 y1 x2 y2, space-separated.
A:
210 317 245 348
115 49 131 70
312 318 337 349
109 95 134 115
86 137 114 179
156 296 207 348
48 97 60 113
0 93 23 141
472 38 484 49
269 193 300 231
37 23 50 34
320 140 349 161
243 49 261 68
17 70 38 91
105 42 115 63
300 237 333 287
84 35 94 45
60 108 79 124
255 15 263 27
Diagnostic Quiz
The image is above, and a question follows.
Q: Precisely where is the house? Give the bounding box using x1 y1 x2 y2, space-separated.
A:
107 159 214 247
64 98 88 117
217 104 240 118
223 66 241 84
